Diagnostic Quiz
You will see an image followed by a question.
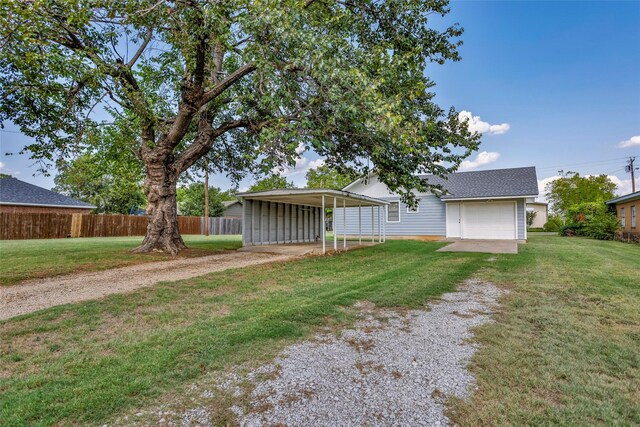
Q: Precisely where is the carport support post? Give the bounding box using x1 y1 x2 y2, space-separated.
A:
322 195 326 254
378 206 381 242
358 203 362 245
371 205 374 243
343 199 346 249
383 205 387 242
333 197 338 251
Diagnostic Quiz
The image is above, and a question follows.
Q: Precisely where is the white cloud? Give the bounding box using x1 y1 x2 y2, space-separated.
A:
536 175 561 203
618 135 640 148
458 110 510 135
273 146 325 179
0 161 5 170
459 151 501 171
607 175 634 196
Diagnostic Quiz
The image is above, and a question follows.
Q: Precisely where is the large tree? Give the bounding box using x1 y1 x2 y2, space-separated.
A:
545 172 617 218
1 0 480 254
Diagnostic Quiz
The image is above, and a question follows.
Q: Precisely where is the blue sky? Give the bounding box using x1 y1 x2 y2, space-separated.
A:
1 1 639 198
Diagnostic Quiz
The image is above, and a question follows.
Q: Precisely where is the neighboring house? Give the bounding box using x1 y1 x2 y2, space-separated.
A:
606 191 639 241
526 202 548 229
223 200 243 217
335 166 539 241
0 177 95 214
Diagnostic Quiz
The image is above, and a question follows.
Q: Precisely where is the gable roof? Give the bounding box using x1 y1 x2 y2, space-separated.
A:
420 167 539 199
606 190 640 205
0 177 96 209
223 200 242 208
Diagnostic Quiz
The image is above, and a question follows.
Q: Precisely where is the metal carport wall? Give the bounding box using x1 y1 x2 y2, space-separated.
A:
237 189 389 254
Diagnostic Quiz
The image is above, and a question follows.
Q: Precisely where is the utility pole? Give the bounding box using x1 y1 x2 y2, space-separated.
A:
204 159 209 236
626 157 637 193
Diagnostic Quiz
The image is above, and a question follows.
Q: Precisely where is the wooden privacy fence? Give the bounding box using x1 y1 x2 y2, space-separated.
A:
0 213 242 240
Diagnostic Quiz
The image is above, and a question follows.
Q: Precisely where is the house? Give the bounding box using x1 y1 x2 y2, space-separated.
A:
223 200 243 217
606 191 639 241
335 166 539 241
526 202 548 229
0 177 95 214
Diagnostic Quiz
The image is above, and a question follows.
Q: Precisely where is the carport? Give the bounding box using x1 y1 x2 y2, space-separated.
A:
237 189 389 254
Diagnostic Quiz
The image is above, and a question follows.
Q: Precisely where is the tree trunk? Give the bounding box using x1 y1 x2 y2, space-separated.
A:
132 160 187 255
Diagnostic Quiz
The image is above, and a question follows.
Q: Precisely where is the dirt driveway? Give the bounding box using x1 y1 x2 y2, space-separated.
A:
0 251 294 321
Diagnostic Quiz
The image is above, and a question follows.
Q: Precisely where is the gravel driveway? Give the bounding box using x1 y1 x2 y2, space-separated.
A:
0 251 293 321
142 278 503 426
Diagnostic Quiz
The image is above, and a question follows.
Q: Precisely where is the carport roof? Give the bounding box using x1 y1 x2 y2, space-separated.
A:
237 189 389 207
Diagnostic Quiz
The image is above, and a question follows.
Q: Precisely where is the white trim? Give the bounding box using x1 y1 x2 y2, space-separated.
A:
442 195 537 202
0 202 95 209
513 200 527 240
386 201 401 223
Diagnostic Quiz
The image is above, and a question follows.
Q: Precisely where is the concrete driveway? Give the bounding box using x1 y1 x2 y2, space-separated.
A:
437 239 518 254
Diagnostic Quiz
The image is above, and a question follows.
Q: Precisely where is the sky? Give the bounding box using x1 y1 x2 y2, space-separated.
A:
1 1 639 200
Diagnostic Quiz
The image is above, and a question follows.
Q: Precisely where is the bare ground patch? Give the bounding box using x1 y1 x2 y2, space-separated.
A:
0 252 294 321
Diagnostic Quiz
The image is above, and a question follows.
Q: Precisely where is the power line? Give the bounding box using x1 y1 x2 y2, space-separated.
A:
536 156 635 171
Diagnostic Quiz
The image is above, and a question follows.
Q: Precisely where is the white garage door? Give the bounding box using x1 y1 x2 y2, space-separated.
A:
461 202 516 240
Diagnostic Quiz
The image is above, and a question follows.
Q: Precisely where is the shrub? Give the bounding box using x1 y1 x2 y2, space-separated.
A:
560 223 582 237
560 202 619 240
543 215 563 232
583 212 618 240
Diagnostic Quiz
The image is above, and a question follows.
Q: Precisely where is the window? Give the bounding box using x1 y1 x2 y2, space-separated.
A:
632 205 637 228
407 201 419 214
387 202 400 222
620 207 625 227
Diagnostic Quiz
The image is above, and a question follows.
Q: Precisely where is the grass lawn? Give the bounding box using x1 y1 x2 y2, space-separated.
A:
0 240 486 426
450 235 640 426
0 235 242 286
0 236 638 426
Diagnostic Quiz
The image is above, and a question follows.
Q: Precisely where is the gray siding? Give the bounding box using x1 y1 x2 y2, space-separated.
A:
224 203 243 217
517 199 525 240
334 195 446 236
242 199 322 245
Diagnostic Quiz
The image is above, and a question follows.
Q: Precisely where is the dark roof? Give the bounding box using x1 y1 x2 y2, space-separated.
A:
0 177 96 209
606 190 640 205
419 166 539 199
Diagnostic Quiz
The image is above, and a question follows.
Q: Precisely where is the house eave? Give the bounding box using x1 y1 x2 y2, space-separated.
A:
442 195 538 202
0 202 96 209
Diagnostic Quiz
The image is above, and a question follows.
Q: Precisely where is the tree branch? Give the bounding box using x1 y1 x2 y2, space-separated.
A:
126 28 153 68
198 62 256 107
172 117 251 173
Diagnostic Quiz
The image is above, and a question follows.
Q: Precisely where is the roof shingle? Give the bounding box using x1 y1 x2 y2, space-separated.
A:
419 166 539 199
0 177 95 208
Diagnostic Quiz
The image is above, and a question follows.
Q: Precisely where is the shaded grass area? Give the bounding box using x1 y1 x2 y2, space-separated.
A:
0 235 242 285
0 240 486 426
450 236 640 426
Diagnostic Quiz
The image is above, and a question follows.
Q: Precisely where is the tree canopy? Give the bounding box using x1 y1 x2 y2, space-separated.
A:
545 172 617 217
1 0 480 253
306 165 353 190
53 132 146 214
249 175 295 192
176 183 230 217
